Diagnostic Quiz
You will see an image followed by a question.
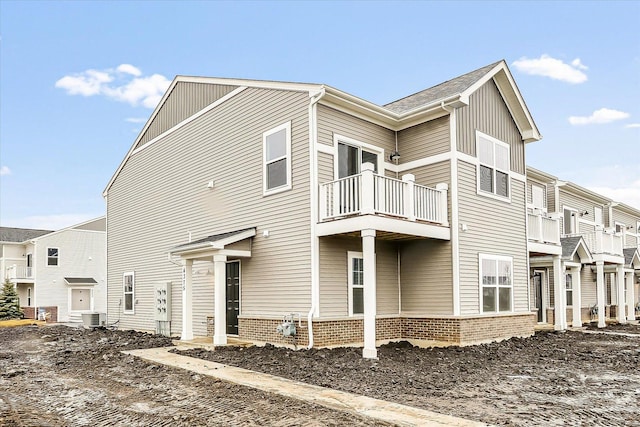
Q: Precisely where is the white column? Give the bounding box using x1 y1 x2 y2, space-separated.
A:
214 254 228 346
362 229 377 359
361 163 375 215
552 255 565 331
627 272 636 321
596 261 606 328
616 265 626 324
572 267 582 328
181 259 193 341
402 174 416 221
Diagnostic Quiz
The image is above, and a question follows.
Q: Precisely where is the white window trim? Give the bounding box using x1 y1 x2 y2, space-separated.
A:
529 183 546 212
475 131 511 202
565 273 573 307
594 206 604 229
123 272 135 314
46 247 59 267
333 134 385 180
479 253 514 314
614 221 625 235
347 251 364 316
262 121 292 196
227 259 242 319
562 206 578 235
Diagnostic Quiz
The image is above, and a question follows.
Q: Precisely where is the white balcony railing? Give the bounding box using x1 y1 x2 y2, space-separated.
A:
527 213 560 244
5 265 33 280
319 164 449 226
581 230 624 256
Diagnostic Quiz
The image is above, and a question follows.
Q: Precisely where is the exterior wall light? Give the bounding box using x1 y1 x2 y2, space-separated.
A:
389 151 400 162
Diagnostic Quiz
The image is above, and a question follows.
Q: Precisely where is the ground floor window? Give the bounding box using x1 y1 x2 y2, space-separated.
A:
347 251 364 315
480 254 513 313
566 273 573 306
123 272 135 313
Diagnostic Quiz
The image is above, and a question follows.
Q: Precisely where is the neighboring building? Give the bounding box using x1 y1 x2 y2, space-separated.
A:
105 60 549 358
1 217 107 322
526 167 640 330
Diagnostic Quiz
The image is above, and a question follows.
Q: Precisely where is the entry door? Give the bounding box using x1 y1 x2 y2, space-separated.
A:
226 261 240 335
533 271 543 322
71 289 91 311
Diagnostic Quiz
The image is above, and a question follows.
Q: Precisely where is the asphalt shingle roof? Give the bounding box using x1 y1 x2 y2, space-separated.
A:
623 247 639 267
383 60 503 114
0 227 53 243
173 227 256 249
560 236 584 260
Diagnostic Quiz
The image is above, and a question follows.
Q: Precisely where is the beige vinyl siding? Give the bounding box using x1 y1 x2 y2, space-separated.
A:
547 185 556 213
107 87 311 334
457 160 529 314
317 152 333 184
456 80 525 174
317 104 395 154
137 82 239 148
318 237 399 317
404 160 452 226
558 189 601 235
611 208 639 247
400 239 453 314
580 267 597 308
396 116 450 163
73 217 106 232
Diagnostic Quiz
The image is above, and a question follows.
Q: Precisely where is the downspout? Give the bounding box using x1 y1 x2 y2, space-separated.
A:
308 87 326 349
441 101 461 316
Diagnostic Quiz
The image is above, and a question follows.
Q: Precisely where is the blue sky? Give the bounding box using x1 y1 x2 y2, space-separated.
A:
1 1 639 230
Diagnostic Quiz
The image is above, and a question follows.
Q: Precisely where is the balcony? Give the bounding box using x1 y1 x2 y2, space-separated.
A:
317 164 449 240
528 212 560 245
5 265 33 280
581 230 624 257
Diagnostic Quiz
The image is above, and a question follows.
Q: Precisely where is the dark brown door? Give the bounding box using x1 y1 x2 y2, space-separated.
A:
226 261 240 335
533 272 543 322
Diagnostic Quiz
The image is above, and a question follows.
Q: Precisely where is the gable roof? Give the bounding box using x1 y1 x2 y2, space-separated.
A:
623 248 640 268
560 236 593 263
0 227 53 243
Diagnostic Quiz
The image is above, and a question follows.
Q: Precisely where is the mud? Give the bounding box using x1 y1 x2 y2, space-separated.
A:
177 327 640 426
0 325 390 426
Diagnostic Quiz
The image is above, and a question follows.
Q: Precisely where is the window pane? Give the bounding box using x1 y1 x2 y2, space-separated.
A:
483 287 496 312
124 282 133 293
353 287 364 314
125 294 133 311
565 274 572 289
352 258 363 286
478 137 494 165
48 248 58 257
266 129 286 161
338 143 359 178
482 259 496 285
496 171 509 197
566 290 573 306
498 288 511 312
498 260 511 286
480 165 494 193
267 158 287 189
48 257 58 266
495 143 509 171
361 150 378 173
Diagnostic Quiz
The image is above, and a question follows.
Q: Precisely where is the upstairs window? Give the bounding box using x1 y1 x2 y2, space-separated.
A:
563 208 577 235
123 272 135 313
263 122 291 195
477 132 510 199
594 206 603 228
47 247 59 266
531 184 545 211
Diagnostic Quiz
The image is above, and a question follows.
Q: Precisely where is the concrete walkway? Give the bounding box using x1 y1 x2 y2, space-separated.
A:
124 346 487 427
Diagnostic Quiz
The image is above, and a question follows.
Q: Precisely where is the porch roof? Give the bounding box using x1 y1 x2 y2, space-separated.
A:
64 277 98 286
623 248 640 268
561 236 593 263
168 227 256 258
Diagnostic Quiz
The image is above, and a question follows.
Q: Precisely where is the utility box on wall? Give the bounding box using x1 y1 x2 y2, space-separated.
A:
154 282 172 321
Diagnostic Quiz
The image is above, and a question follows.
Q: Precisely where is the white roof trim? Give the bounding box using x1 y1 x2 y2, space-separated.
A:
169 228 256 256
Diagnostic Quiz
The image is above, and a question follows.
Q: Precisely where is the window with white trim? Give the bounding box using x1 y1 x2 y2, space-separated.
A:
123 272 135 313
565 273 573 307
347 251 364 315
615 222 625 234
531 184 545 211
480 254 513 313
477 132 510 199
47 247 59 266
563 207 577 235
594 206 603 228
263 121 291 194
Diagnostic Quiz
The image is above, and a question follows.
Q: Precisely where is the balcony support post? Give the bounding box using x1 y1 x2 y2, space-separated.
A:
616 264 626 324
361 228 377 359
572 267 582 328
402 174 416 221
626 272 636 321
552 255 566 331
596 261 606 328
436 183 449 226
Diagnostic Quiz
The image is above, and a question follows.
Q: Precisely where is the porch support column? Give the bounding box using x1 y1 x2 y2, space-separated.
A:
181 259 193 341
572 267 582 328
626 272 636 321
214 254 228 346
596 261 606 328
362 228 377 359
616 264 626 324
552 255 565 331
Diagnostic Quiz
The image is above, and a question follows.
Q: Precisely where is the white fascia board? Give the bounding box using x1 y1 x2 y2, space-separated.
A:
528 242 563 256
316 215 450 240
591 254 625 265
173 75 323 95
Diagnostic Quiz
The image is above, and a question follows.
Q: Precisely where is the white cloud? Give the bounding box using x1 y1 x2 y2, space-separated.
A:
125 117 147 123
589 181 640 210
568 108 630 125
55 65 170 108
116 64 142 76
625 123 640 128
0 166 11 176
512 54 588 84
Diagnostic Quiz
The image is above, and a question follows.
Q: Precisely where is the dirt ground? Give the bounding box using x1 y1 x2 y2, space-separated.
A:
177 325 640 426
0 325 390 426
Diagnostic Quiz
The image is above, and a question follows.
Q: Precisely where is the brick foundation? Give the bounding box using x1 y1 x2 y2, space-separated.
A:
21 306 57 322
233 313 535 348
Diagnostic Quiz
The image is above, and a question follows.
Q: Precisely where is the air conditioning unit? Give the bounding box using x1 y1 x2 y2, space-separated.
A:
81 312 106 328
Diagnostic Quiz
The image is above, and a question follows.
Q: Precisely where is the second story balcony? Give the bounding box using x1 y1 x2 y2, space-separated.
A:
581 230 624 257
5 265 33 281
528 212 560 245
317 164 450 240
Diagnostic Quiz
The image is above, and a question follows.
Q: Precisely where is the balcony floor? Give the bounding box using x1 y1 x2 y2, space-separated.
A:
317 214 450 241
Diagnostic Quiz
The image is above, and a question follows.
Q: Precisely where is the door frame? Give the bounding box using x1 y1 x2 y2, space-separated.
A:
225 260 241 336
533 269 547 323
68 287 94 314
